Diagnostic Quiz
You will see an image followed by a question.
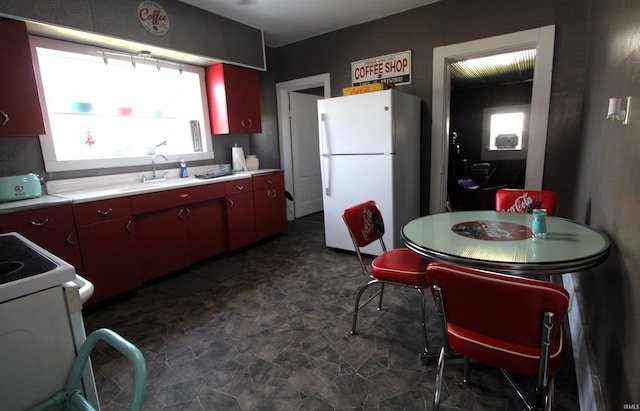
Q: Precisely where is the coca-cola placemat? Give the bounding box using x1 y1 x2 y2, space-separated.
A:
452 220 531 241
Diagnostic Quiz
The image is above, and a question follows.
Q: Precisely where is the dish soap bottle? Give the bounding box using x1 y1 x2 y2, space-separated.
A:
180 159 189 178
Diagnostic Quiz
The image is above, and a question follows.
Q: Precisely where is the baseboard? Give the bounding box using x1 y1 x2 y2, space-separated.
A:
563 274 605 411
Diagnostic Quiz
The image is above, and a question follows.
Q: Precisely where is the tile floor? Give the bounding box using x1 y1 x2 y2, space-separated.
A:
84 213 579 410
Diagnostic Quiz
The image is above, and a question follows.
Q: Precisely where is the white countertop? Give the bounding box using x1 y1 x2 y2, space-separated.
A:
0 194 71 215
0 167 281 212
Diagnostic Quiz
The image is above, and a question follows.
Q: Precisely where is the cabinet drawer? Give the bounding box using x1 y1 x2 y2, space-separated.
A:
225 178 253 195
252 172 284 190
0 204 75 234
131 183 226 215
73 197 133 225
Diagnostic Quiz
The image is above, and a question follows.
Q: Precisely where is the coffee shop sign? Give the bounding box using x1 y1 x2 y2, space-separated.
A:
137 0 170 36
351 51 411 86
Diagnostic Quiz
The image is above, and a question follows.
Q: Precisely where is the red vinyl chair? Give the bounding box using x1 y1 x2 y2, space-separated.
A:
342 200 432 362
426 262 569 411
495 188 560 216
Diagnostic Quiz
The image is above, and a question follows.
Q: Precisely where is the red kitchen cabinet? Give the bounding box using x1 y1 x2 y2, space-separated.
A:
206 63 262 134
253 172 287 241
135 206 190 281
0 17 45 136
0 204 83 274
225 178 256 250
73 197 141 304
131 183 227 281
187 199 227 263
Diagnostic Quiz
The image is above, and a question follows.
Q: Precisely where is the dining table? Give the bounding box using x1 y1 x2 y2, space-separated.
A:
401 210 610 277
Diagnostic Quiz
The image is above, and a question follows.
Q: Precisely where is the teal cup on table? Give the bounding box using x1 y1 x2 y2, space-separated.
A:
532 209 547 238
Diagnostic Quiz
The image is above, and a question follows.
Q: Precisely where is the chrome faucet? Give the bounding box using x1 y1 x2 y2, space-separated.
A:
144 154 168 183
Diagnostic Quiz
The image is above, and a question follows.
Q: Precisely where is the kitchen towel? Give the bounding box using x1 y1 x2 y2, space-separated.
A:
232 146 247 171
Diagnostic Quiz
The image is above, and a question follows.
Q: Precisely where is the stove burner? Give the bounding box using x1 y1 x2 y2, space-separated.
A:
0 261 25 280
0 236 58 285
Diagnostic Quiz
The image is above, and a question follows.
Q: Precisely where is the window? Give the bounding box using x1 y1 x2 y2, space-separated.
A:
31 36 213 172
481 104 530 161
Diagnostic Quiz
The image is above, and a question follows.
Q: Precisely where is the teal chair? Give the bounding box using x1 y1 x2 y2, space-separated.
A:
30 328 146 411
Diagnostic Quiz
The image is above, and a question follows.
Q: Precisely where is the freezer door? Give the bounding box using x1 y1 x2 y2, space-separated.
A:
322 154 394 256
318 90 393 155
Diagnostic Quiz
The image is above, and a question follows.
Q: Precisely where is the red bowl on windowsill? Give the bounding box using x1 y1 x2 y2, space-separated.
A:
117 107 133 116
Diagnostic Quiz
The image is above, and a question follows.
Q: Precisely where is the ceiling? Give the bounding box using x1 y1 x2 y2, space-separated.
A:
450 49 536 89
177 0 440 47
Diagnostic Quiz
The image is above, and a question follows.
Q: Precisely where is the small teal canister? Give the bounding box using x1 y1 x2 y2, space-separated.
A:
531 209 547 238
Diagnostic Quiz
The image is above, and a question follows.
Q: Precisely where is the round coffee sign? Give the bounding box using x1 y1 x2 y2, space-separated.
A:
137 1 170 36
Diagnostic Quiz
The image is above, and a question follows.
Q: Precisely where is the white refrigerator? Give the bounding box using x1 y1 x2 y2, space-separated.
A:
318 89 421 256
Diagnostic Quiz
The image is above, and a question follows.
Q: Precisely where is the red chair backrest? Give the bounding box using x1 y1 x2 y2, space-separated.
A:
495 189 560 216
426 262 569 375
342 200 385 248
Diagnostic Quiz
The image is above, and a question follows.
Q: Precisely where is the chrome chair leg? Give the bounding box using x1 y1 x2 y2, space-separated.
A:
433 346 447 411
351 280 383 334
377 283 385 310
418 288 429 353
463 356 470 383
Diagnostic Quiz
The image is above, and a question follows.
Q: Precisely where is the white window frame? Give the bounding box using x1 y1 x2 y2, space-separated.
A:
30 36 214 172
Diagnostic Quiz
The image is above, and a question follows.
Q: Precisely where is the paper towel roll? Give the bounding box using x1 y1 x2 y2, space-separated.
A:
232 146 247 171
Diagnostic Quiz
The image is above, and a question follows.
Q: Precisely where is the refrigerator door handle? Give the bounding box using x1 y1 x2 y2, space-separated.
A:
320 113 331 195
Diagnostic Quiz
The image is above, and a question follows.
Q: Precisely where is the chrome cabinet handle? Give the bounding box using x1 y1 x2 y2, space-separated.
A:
184 207 191 218
228 199 234 208
248 119 253 129
241 119 246 128
96 208 113 216
266 179 274 185
267 189 277 199
0 111 8 126
178 208 186 220
30 218 49 227
180 193 189 198
235 185 245 191
65 233 75 246
125 220 134 233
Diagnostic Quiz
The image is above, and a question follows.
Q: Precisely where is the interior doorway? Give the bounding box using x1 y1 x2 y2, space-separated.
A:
430 26 556 213
276 74 331 220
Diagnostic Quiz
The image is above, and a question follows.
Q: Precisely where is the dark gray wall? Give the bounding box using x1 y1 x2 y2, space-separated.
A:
573 0 640 408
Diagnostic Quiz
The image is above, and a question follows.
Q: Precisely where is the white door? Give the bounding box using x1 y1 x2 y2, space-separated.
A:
290 91 323 218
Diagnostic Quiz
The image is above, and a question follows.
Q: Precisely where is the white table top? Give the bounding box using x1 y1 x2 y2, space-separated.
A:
401 211 610 276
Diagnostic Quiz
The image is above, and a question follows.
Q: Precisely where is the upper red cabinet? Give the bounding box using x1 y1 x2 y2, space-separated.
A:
206 63 262 135
0 17 45 136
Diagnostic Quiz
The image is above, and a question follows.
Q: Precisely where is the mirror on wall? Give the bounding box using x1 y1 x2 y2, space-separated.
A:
430 25 555 214
447 49 535 211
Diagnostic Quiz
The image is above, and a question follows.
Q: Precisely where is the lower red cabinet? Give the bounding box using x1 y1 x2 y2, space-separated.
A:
253 172 287 240
225 178 256 250
73 198 141 304
187 199 227 263
135 207 191 282
132 184 228 281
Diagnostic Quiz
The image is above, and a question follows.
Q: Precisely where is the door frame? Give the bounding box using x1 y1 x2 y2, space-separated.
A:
430 25 555 213
276 73 331 220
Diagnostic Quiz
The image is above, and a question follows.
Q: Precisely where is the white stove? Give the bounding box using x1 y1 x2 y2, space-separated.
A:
0 232 98 410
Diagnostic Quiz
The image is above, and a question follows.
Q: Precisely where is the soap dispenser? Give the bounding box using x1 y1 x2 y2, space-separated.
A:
180 159 189 178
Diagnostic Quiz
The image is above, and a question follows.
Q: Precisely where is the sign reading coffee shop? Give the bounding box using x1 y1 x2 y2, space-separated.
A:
351 50 412 86
137 1 170 36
